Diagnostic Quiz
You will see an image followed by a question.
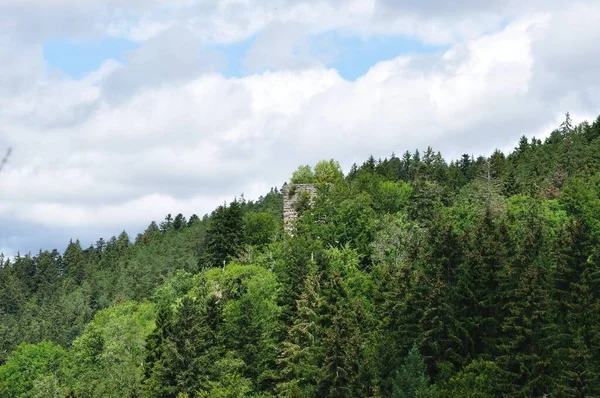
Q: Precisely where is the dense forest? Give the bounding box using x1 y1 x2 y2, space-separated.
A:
1 113 600 397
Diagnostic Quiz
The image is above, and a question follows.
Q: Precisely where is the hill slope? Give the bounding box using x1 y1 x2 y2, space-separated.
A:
1 114 600 397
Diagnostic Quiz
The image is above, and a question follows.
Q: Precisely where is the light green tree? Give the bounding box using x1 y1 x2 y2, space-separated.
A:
291 165 315 184
314 159 344 184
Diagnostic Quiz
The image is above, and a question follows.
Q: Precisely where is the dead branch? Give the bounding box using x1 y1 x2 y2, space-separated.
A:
0 148 11 173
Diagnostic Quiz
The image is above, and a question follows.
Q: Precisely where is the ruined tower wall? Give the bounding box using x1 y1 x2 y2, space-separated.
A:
282 183 318 234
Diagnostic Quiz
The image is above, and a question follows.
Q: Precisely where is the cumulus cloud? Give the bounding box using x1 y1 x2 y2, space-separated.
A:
1 0 599 254
101 26 225 102
242 23 324 74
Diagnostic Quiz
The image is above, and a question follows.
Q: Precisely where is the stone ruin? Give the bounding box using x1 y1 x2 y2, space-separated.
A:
282 183 318 234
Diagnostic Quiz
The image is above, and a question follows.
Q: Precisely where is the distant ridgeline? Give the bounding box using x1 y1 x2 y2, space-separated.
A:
282 183 318 234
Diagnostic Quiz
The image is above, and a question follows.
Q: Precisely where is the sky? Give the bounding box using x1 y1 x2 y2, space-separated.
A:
1 0 600 256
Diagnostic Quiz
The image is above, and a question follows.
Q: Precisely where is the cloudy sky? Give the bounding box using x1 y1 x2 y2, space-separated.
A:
1 0 599 256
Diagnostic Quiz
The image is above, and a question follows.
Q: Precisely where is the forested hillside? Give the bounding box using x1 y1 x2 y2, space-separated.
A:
1 113 600 397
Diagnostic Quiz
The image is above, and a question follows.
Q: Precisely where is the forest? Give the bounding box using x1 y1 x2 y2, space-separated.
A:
1 113 600 397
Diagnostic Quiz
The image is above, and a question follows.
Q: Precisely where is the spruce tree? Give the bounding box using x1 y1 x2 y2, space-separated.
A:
63 240 85 285
457 211 508 359
276 273 324 397
203 200 245 268
391 345 433 398
317 270 361 398
497 199 553 396
550 220 600 396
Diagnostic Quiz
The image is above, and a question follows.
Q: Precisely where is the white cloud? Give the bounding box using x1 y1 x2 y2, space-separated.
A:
0 0 579 47
1 0 600 254
242 23 323 74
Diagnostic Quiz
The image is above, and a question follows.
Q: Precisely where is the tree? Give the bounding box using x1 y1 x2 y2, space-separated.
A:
497 198 553 396
560 111 573 136
317 270 362 397
291 165 315 184
203 201 245 268
437 359 502 398
314 159 344 184
63 240 85 285
142 305 176 397
244 212 277 247
68 302 155 398
173 214 187 231
414 219 469 381
457 211 508 359
276 273 323 397
376 181 412 214
0 341 67 397
391 345 433 398
188 214 201 227
160 214 174 233
550 220 600 396
34 249 61 301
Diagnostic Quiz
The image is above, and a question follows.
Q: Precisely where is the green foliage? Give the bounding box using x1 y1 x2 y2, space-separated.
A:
313 159 344 183
67 301 155 397
561 173 600 238
436 360 502 398
143 263 280 397
3 116 600 397
377 180 412 214
203 200 245 268
244 212 278 247
0 341 67 398
292 190 312 216
290 159 343 185
392 345 433 398
291 165 315 184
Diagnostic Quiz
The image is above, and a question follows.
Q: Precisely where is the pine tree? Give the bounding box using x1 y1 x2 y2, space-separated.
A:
143 292 224 397
560 112 574 137
457 211 508 359
173 214 187 231
415 220 469 381
317 270 361 397
373 261 419 394
276 274 324 397
497 198 553 396
34 250 62 301
203 201 245 268
63 240 85 285
391 345 433 398
550 220 600 396
143 305 177 397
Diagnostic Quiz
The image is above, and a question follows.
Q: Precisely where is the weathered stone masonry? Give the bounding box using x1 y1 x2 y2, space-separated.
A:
282 183 318 234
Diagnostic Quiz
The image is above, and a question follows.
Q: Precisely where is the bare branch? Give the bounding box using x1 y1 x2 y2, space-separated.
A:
0 148 12 173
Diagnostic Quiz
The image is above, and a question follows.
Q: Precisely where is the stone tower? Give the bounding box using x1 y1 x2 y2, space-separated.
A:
282 183 318 234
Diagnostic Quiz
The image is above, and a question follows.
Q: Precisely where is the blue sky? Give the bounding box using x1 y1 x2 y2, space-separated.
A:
44 33 443 81
44 38 139 79
2 0 599 256
318 33 444 80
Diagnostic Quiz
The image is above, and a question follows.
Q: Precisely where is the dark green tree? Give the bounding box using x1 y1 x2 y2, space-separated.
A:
63 240 85 285
550 220 600 396
203 201 245 268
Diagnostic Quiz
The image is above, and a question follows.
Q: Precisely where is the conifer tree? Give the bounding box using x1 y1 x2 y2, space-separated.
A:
550 220 600 396
317 270 361 398
276 274 324 397
63 240 85 285
457 211 508 359
203 201 245 268
391 345 433 398
497 198 553 396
